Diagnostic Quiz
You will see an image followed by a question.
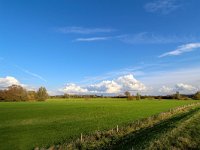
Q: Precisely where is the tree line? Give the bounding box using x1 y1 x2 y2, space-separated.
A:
123 91 200 100
50 91 200 100
2 85 199 102
0 85 48 102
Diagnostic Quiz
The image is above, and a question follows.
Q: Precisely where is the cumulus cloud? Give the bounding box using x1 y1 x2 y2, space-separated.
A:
115 74 146 92
59 83 88 94
159 83 198 95
159 43 200 57
159 86 173 94
60 74 146 95
175 83 197 92
0 76 22 89
88 80 121 94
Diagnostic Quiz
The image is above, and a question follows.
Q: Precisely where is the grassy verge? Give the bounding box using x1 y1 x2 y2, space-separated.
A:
42 103 200 150
148 105 200 150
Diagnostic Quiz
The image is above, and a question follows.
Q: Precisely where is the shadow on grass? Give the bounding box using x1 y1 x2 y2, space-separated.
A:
108 108 200 150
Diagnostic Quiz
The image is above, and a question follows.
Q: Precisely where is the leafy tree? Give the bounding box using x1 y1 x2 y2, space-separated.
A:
5 85 28 101
136 92 141 100
27 91 37 101
193 91 200 100
0 90 6 101
124 91 131 97
175 91 181 100
37 87 48 101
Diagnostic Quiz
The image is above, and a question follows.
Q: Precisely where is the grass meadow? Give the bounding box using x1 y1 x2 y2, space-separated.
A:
0 98 199 150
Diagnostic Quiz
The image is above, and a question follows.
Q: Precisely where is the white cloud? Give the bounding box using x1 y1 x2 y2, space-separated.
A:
159 86 173 94
47 90 62 96
80 65 148 85
141 67 200 86
0 76 49 93
59 63 200 96
159 43 200 57
88 80 121 94
144 0 181 14
59 83 88 94
60 74 146 95
159 83 197 95
115 74 146 92
75 37 110 42
140 67 200 95
0 76 22 89
175 83 197 92
56 27 115 34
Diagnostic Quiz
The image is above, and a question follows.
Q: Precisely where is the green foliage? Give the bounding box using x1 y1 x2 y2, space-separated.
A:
36 87 48 101
124 91 131 97
174 91 181 100
136 92 141 100
193 91 200 100
27 91 37 101
127 95 135 100
0 85 48 102
0 99 198 150
0 85 28 101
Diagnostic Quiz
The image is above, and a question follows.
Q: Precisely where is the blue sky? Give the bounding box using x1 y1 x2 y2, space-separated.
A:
0 0 200 95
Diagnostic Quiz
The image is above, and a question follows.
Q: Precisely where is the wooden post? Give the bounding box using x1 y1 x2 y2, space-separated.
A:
117 125 119 132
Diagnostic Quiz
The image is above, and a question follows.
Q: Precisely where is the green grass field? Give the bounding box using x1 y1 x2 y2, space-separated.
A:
0 98 198 150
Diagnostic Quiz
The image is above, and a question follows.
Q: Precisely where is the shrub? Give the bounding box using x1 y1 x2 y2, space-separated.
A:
127 96 135 100
193 91 200 100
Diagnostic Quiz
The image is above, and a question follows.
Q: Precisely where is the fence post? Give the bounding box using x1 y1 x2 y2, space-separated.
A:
81 133 83 142
117 125 119 132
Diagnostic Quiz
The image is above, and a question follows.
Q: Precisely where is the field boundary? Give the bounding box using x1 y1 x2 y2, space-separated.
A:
148 107 200 149
111 105 200 149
